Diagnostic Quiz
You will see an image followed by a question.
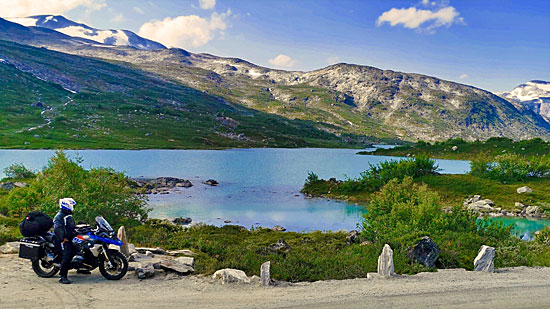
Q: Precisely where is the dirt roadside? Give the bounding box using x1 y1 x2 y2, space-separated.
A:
1 254 550 309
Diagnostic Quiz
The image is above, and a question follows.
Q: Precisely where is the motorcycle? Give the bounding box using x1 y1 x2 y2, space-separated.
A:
19 216 128 280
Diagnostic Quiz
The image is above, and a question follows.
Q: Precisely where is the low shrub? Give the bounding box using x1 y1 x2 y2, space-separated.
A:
3 163 36 180
470 153 550 182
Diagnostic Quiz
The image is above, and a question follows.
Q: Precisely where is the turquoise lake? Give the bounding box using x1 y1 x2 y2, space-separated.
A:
0 148 548 235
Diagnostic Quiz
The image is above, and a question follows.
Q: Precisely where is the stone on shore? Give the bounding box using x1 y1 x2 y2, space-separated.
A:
261 261 271 286
0 242 19 254
173 217 192 225
524 206 541 217
212 269 250 284
408 236 441 268
117 226 130 257
464 195 496 213
377 244 395 278
203 179 219 186
474 245 495 272
517 186 533 194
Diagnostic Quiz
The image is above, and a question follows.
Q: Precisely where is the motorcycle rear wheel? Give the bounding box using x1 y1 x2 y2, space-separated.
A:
31 258 60 278
99 250 128 280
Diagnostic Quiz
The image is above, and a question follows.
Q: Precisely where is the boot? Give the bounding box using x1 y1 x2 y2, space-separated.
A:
59 276 71 284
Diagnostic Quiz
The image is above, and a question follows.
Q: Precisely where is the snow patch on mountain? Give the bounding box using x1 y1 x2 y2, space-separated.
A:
7 15 166 50
499 81 550 123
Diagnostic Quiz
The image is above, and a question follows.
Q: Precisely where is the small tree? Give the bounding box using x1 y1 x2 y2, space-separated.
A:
3 163 36 180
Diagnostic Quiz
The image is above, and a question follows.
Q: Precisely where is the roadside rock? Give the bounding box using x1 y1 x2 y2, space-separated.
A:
377 244 395 278
136 247 166 255
212 269 250 284
408 236 440 268
272 225 286 232
159 259 194 275
346 230 359 244
117 226 129 257
474 245 495 272
175 257 194 266
128 243 136 255
517 186 533 194
203 179 219 186
0 242 19 254
260 261 271 286
136 266 155 279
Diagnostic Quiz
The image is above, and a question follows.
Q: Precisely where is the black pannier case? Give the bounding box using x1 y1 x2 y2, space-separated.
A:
19 237 45 259
19 211 53 237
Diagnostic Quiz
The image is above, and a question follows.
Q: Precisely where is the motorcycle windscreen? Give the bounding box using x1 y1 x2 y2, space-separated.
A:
95 216 114 232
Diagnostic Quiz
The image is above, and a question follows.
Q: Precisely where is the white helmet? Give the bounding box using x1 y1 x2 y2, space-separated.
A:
59 198 77 211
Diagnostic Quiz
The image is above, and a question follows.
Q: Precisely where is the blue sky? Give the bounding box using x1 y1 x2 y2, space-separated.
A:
3 0 549 92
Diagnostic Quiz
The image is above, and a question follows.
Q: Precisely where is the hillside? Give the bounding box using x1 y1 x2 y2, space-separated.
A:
0 16 549 145
498 80 550 123
0 39 359 149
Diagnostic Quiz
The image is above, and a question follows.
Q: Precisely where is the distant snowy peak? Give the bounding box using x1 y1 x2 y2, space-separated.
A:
7 15 166 50
499 80 550 103
499 80 550 123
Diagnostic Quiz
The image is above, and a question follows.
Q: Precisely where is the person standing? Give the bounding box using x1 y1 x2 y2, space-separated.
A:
54 198 77 284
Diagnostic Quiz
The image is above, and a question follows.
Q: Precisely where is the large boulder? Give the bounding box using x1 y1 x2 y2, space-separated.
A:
408 236 440 268
377 244 395 277
464 195 497 213
212 269 250 284
517 186 533 194
0 242 19 254
474 245 495 272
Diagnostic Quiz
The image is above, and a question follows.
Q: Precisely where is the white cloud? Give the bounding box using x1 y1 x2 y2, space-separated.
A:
110 13 125 23
199 0 216 10
268 54 296 68
138 9 231 48
133 7 145 15
459 73 468 79
0 0 106 18
377 5 464 32
327 56 341 64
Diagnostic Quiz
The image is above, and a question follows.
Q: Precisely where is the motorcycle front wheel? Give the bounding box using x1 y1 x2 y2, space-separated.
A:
31 258 60 278
99 250 128 280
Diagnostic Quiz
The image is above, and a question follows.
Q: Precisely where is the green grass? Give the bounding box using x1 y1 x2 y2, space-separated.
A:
364 138 550 160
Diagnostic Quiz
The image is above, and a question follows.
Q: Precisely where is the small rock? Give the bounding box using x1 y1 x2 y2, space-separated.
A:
136 266 155 279
224 220 231 223
268 239 290 253
159 259 194 275
525 206 541 217
13 182 28 188
451 145 458 151
515 202 526 208
128 243 136 255
517 186 533 194
166 249 197 256
346 230 359 244
0 242 19 254
474 245 495 272
136 247 166 255
128 262 141 271
203 179 219 186
407 236 440 268
212 269 250 284
145 251 155 258
272 225 286 232
175 257 194 266
260 261 271 286
377 244 395 278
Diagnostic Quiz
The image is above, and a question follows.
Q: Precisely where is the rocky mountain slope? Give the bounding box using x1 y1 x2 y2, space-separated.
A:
7 15 166 50
0 16 549 143
498 81 550 123
0 38 356 149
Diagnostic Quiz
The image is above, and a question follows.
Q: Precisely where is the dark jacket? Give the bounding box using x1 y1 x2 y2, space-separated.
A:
54 209 76 243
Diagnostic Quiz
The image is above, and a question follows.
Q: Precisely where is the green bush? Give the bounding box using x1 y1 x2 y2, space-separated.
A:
361 177 513 269
338 157 438 194
470 153 550 182
0 151 149 227
535 226 550 246
3 163 36 180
